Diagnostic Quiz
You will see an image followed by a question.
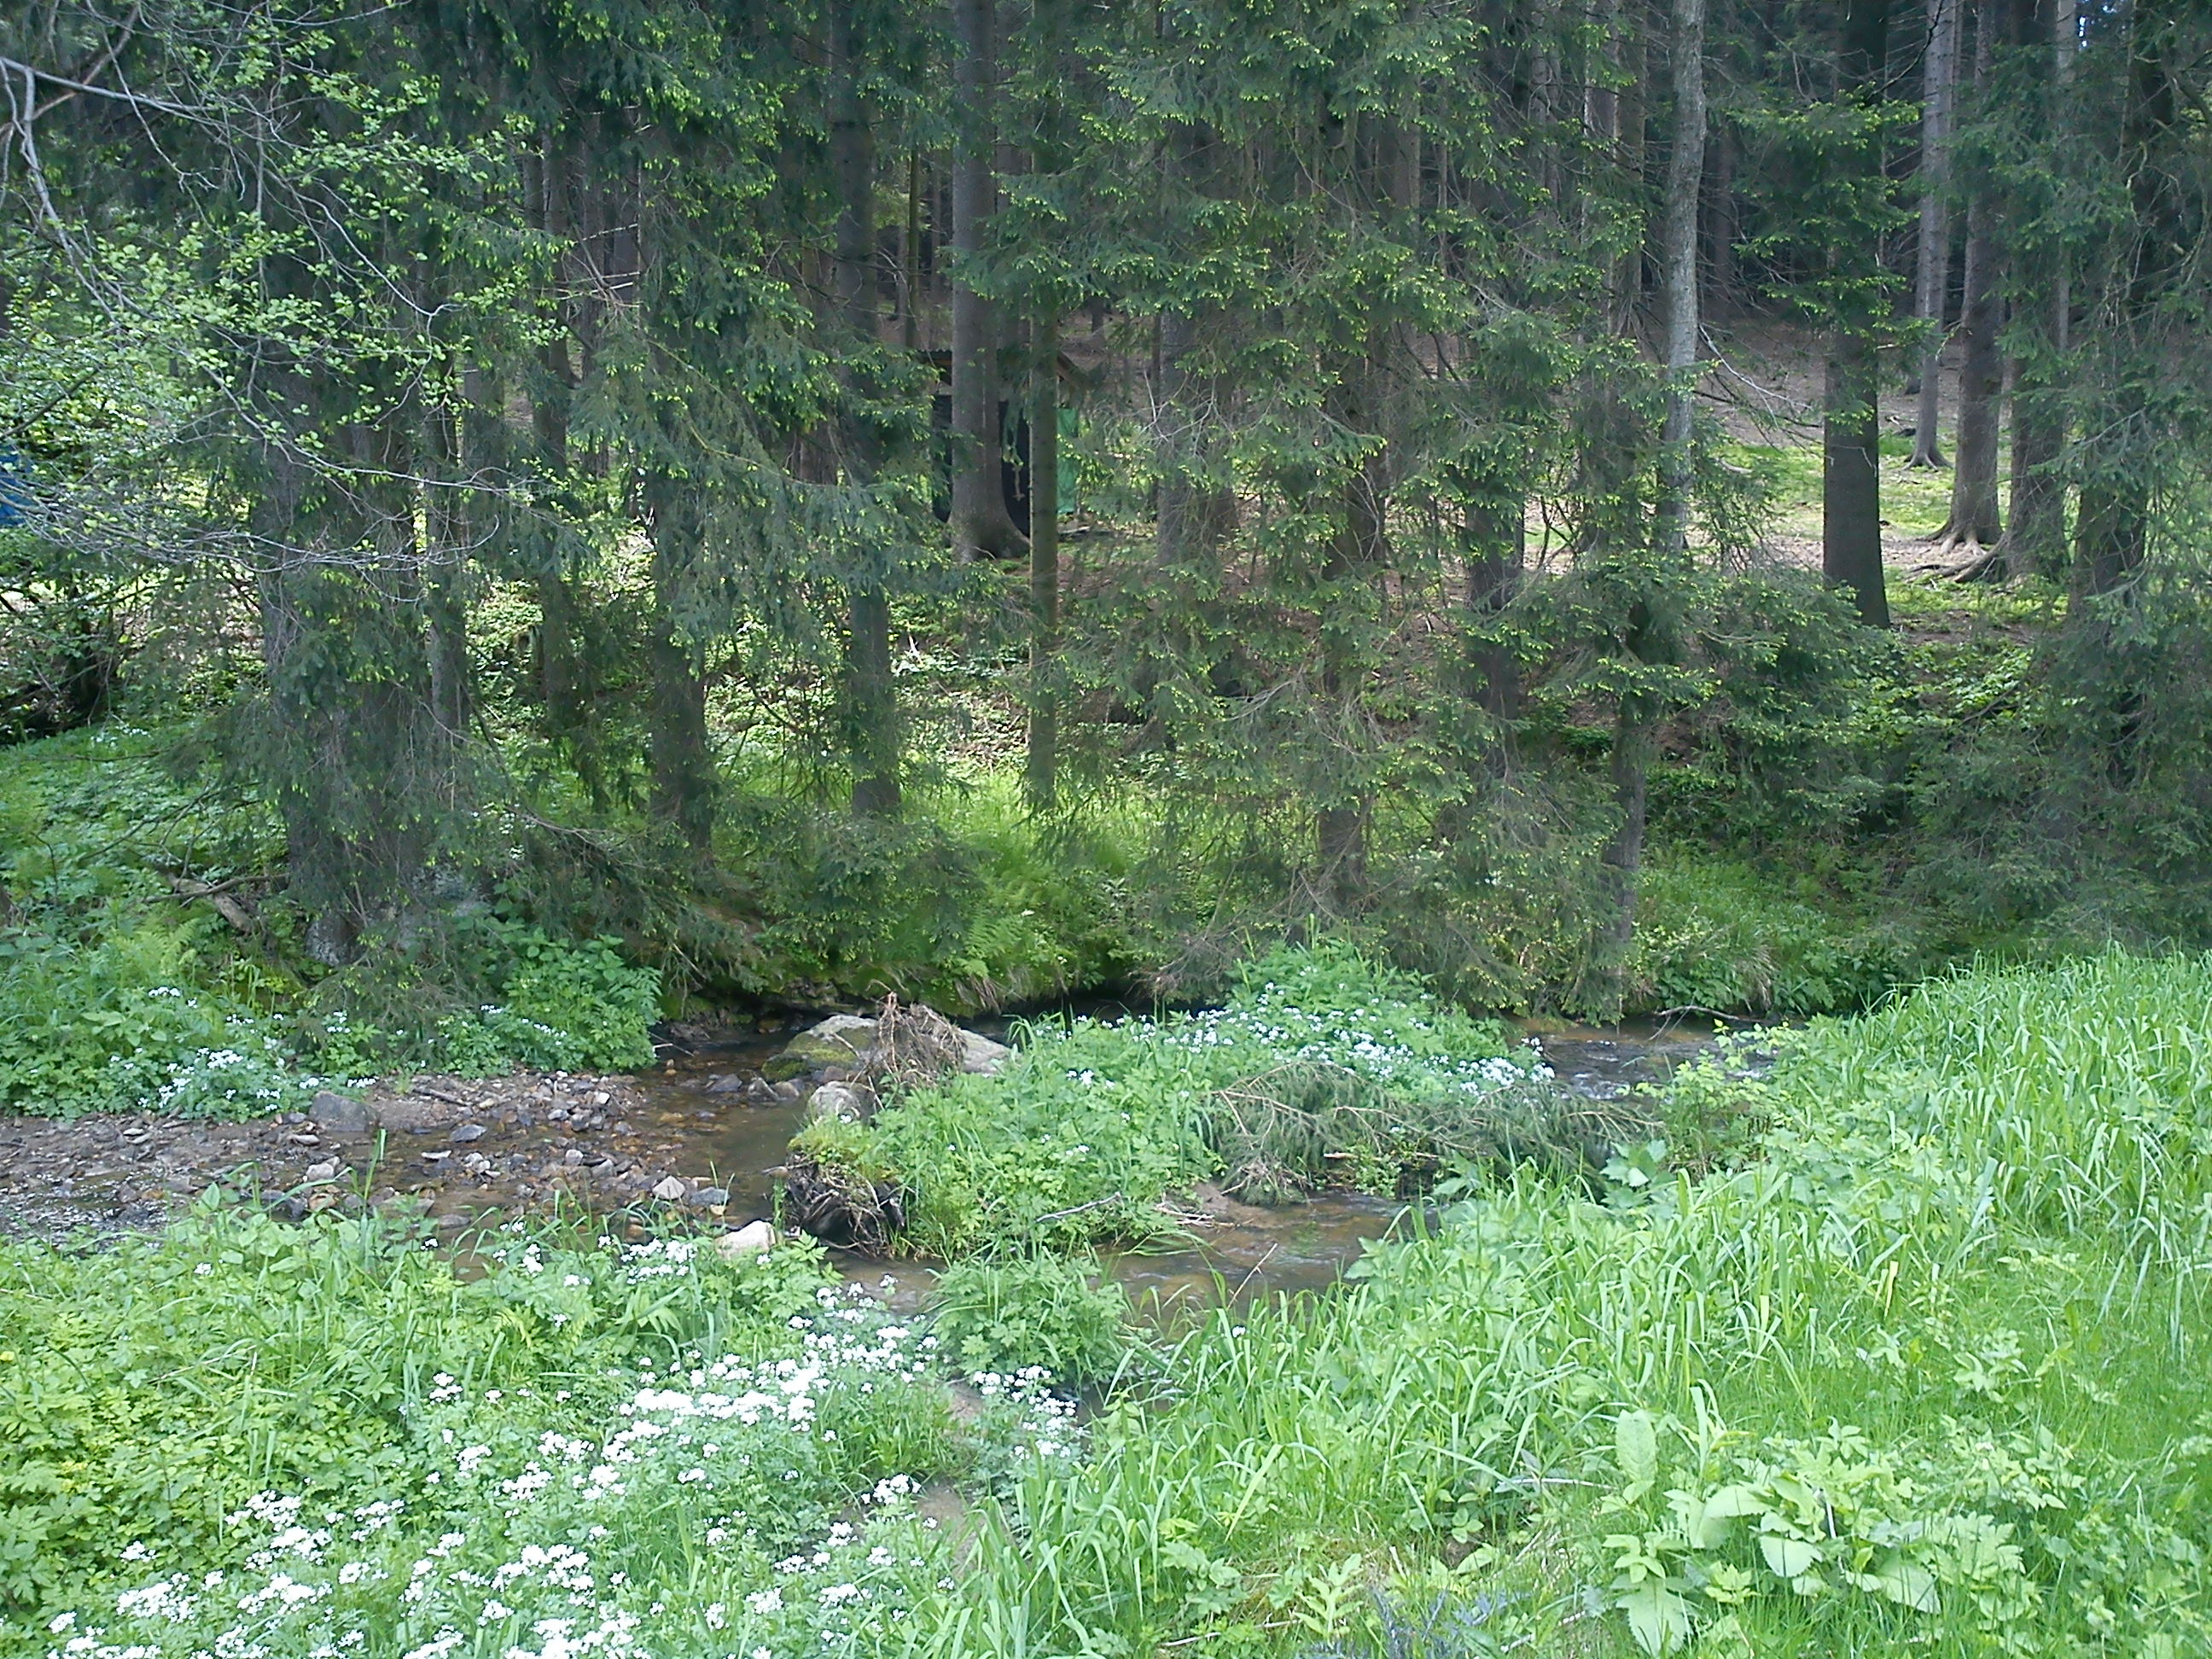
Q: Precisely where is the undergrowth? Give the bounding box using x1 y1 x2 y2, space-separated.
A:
6 952 2209 1656
0 729 659 1115
0 1208 1072 1659
794 943 1568 1255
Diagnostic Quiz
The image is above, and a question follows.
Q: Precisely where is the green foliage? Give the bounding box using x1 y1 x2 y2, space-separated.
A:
798 944 1557 1254
927 1254 1143 1393
459 923 661 1074
898 950 2212 1657
1622 857 1918 1017
0 729 662 1111
0 1205 1067 1659
711 774 1144 1015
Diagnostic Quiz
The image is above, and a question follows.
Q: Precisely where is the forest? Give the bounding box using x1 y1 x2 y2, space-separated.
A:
2 0 2210 1655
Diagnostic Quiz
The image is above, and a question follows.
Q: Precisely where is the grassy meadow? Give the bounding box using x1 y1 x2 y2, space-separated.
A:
6 947 2208 1657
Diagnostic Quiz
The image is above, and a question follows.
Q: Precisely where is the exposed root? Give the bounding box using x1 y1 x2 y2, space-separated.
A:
1951 542 2011 583
781 1150 906 1253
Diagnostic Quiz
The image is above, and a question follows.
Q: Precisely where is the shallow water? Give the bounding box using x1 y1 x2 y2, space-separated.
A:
620 1013 1724 1318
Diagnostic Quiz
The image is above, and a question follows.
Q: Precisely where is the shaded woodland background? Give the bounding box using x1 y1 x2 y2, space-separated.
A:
1 0 2208 1072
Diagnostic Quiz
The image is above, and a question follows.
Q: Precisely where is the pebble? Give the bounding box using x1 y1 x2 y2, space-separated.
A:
688 1186 730 1208
451 1123 486 1143
287 1132 321 1147
650 1175 688 1203
303 1161 339 1182
562 1148 585 1166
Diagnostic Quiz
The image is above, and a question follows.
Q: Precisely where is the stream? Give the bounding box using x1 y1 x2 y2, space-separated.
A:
630 1016 1723 1318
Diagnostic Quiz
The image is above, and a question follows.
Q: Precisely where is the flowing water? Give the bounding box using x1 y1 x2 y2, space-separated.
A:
628 1014 1726 1319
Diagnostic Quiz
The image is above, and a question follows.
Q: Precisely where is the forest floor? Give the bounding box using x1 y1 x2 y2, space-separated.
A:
1702 317 2004 579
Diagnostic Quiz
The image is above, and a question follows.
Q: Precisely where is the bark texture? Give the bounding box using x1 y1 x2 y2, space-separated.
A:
1909 0 1961 468
947 0 1026 559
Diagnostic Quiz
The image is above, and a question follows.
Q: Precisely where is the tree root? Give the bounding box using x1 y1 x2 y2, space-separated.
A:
781 1150 906 1253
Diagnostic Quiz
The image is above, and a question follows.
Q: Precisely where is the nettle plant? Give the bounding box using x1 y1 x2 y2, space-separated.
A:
1599 1403 2045 1655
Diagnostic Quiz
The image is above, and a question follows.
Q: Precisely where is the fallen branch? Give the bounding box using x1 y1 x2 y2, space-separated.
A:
165 874 259 934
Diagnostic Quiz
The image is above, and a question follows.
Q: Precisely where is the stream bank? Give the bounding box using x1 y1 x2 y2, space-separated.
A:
0 1012 1722 1313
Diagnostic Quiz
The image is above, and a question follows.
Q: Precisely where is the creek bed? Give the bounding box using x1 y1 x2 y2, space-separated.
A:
626 1014 1725 1319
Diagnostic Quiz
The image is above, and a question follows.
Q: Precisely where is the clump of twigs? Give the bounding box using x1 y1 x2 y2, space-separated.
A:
859 994 967 1092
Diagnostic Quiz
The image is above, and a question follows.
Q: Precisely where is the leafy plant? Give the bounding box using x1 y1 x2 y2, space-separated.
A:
927 1254 1144 1394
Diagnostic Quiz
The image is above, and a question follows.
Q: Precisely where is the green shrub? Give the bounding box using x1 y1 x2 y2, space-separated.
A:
1622 855 1921 1016
711 776 1144 1015
928 1254 1143 1392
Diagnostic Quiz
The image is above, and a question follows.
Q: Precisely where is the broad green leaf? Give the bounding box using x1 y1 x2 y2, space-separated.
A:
1619 1580 1693 1656
1760 1534 1821 1581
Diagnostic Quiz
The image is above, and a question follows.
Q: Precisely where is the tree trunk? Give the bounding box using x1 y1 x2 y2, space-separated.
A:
1651 0 1708 557
253 437 356 967
1462 499 1524 728
645 486 716 850
2000 0 2072 578
832 0 901 816
422 399 473 748
948 0 1026 558
2071 3 2176 603
1608 14 1649 332
1822 0 1892 630
1936 5 2003 560
1025 314 1060 810
1599 0 1706 1015
1908 0 1960 467
1155 127 1234 573
1824 344 1889 626
1701 113 1739 316
1317 438 1382 907
901 149 923 353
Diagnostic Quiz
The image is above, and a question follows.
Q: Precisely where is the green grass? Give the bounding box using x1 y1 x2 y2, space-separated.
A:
7 951 2209 1657
913 950 2212 1656
1734 435 1958 543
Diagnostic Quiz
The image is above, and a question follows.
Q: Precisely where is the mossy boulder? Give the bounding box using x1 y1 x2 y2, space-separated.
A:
764 1014 876 1082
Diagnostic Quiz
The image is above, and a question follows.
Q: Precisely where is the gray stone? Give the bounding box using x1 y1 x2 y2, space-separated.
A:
451 1122 486 1143
309 1090 370 1132
959 1030 1013 1075
803 1080 876 1124
650 1174 688 1202
771 1079 804 1103
688 1186 730 1208
716 1219 776 1258
303 1161 339 1183
703 1073 747 1095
